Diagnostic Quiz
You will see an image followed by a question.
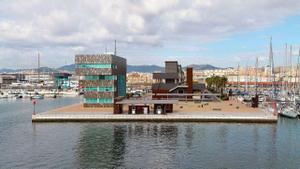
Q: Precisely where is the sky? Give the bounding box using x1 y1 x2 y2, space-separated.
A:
0 0 300 69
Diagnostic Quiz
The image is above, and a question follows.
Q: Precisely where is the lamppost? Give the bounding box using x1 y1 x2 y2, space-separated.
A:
32 99 37 115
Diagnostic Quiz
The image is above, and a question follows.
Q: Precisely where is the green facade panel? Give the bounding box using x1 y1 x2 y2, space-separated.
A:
84 98 113 104
78 63 113 69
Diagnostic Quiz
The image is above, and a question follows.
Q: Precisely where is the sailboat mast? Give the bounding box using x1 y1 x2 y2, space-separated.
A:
245 64 248 92
285 44 288 91
290 45 293 93
237 63 240 92
38 52 40 83
255 57 258 95
269 37 275 96
296 48 300 94
298 48 300 93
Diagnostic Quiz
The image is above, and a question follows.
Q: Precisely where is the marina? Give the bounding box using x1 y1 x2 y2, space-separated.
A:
1 1 300 168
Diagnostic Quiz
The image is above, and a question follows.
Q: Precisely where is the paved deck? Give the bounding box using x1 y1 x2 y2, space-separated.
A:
32 100 277 123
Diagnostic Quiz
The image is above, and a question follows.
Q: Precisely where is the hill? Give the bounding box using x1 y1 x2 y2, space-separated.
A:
0 64 222 74
185 64 221 70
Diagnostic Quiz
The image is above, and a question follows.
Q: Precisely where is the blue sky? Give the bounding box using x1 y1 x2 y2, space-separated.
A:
137 14 300 68
0 0 300 69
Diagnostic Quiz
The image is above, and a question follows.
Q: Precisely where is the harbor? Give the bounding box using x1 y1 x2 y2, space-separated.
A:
1 97 299 169
2 1 300 168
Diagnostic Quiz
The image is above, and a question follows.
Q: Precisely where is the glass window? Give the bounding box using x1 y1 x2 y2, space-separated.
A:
85 75 116 80
84 87 115 92
84 98 98 103
78 64 112 69
84 98 113 104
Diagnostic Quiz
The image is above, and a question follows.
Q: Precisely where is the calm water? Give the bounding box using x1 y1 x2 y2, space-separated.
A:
0 98 300 169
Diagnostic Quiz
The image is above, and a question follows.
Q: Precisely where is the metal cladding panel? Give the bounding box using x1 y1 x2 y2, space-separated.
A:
83 103 113 107
153 73 179 79
152 83 177 90
75 54 112 64
79 80 114 87
186 67 193 93
165 61 178 73
152 89 170 99
84 91 114 98
112 55 127 75
76 68 112 76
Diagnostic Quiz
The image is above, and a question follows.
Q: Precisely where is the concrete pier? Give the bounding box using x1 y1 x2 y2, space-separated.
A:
32 112 277 123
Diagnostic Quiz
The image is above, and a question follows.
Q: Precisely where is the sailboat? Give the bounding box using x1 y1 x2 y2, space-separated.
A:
279 45 298 118
279 106 298 118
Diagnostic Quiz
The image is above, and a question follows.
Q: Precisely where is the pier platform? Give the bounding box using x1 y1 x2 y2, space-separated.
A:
32 100 278 123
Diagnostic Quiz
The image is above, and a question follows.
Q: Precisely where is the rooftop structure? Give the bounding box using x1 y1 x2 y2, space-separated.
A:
152 61 205 99
153 61 185 84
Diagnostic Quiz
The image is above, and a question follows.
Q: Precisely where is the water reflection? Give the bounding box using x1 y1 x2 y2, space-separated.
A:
184 125 194 148
31 120 300 169
4 97 300 169
76 124 126 168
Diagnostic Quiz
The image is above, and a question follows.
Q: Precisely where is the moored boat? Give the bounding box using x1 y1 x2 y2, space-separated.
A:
279 107 298 118
30 93 44 100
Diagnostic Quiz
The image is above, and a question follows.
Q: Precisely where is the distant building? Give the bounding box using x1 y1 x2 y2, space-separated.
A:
75 54 126 107
53 72 72 89
24 73 52 82
0 74 17 88
127 72 154 85
152 61 204 99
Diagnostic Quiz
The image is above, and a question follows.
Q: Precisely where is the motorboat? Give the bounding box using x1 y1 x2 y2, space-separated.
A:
30 93 44 100
243 95 252 102
279 107 298 118
258 95 266 102
59 90 79 97
237 96 244 102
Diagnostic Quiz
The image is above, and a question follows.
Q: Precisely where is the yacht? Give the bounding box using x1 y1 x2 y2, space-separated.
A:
279 106 298 118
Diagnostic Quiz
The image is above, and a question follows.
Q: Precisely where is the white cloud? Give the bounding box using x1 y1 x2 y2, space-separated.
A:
0 0 300 68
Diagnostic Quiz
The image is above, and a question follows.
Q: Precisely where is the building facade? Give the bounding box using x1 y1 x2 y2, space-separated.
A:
152 61 185 98
75 54 126 107
53 72 72 89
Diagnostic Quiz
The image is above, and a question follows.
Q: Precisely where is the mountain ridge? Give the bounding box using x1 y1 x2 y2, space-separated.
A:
0 64 222 73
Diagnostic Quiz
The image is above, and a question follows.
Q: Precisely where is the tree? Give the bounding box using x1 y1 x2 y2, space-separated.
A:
205 76 228 94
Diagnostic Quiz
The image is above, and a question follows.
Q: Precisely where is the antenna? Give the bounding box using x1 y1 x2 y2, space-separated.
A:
114 40 117 56
105 44 107 54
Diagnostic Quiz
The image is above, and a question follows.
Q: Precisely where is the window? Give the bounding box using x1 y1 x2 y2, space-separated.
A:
85 75 116 80
84 87 115 92
78 63 112 69
84 98 113 104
